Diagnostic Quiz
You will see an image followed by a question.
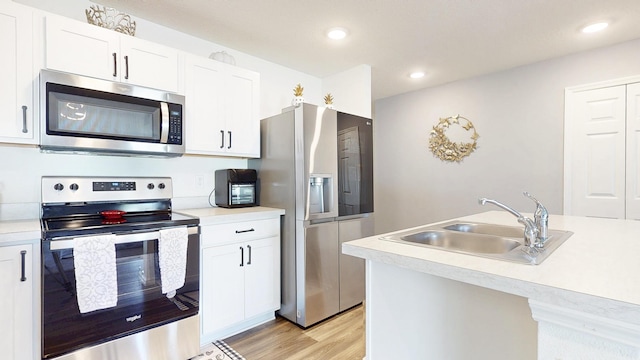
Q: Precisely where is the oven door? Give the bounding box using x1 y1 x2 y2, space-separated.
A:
41 227 199 359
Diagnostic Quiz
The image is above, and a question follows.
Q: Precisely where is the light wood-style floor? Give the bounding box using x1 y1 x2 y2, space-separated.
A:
224 305 365 360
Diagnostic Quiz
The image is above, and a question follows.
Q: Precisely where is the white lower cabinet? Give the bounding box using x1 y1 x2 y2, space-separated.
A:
200 218 280 343
0 243 36 360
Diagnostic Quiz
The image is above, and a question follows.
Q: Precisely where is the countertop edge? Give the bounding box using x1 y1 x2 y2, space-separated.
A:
176 206 285 225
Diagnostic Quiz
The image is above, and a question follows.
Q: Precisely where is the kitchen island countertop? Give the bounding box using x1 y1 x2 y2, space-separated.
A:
342 210 640 326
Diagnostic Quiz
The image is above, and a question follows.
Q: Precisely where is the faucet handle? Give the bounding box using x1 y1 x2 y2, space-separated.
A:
523 191 549 242
523 191 548 215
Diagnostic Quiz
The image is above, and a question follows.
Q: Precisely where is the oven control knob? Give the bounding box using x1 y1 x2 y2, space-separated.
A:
70 183 79 191
54 183 64 191
147 183 155 190
158 183 166 189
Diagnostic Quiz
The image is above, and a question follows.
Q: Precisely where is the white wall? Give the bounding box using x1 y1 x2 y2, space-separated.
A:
374 38 640 234
4 0 371 221
323 64 372 117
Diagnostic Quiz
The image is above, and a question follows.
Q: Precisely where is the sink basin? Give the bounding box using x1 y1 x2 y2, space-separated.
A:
443 222 525 238
380 220 573 265
401 230 521 254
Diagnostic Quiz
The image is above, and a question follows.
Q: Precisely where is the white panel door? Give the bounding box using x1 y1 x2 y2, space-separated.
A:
568 85 626 219
626 82 640 220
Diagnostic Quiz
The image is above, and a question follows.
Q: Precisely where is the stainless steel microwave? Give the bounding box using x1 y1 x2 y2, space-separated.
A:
40 70 185 157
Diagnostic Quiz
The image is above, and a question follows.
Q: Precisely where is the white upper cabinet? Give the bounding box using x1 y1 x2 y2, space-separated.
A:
44 15 180 93
185 55 260 158
0 2 36 144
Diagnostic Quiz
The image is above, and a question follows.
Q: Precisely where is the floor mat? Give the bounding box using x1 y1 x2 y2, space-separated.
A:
190 340 246 360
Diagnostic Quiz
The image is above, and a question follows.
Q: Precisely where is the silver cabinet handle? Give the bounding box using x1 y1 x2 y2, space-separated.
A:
239 246 244 267
112 52 117 77
247 245 252 265
220 130 225 149
21 106 28 133
20 250 26 282
228 131 232 149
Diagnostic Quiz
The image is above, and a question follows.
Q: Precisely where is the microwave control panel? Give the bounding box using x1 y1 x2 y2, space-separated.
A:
167 104 183 145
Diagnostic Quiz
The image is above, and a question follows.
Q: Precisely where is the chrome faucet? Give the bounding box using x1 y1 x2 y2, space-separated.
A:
523 191 549 245
478 197 538 247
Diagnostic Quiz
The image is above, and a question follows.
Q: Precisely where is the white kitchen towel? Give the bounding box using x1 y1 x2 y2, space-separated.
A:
159 226 189 296
73 234 118 314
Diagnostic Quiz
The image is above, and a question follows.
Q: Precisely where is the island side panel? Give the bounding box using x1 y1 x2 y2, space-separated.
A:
365 260 537 360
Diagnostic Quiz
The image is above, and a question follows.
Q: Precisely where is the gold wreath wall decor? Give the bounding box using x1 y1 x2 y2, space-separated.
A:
428 114 479 162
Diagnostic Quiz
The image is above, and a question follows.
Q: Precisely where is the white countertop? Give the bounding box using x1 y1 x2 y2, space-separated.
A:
0 219 41 244
0 206 284 245
176 206 284 225
342 210 640 325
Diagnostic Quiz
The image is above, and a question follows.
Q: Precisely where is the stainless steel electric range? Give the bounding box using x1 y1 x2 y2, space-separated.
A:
40 176 200 360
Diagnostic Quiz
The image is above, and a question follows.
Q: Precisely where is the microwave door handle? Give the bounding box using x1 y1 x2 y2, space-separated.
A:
160 102 169 143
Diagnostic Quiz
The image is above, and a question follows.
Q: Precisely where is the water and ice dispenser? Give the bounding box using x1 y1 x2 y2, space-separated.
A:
308 174 334 216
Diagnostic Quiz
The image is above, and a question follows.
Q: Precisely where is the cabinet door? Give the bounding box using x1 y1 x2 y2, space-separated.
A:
201 243 245 336
566 85 626 218
184 56 225 154
45 15 119 81
119 36 180 92
0 244 33 360
244 236 279 319
225 67 260 157
0 3 35 143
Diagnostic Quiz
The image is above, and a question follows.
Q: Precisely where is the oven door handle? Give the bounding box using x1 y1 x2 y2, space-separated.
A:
48 226 198 251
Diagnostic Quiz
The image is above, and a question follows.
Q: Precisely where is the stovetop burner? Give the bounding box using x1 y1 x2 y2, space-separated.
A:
40 176 199 240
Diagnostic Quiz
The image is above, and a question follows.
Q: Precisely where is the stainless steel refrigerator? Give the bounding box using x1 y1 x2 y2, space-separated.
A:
249 103 374 327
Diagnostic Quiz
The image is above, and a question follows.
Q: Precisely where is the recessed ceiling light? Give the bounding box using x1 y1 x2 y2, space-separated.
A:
410 72 425 79
327 27 348 40
582 22 608 33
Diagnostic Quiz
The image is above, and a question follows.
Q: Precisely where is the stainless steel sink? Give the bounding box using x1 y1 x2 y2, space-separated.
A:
380 220 573 265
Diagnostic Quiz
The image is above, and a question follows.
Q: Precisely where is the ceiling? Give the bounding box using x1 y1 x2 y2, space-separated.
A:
96 0 640 100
